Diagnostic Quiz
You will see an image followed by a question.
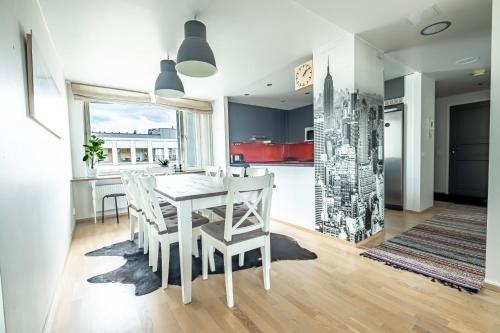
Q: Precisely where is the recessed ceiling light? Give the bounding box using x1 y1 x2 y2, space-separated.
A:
455 56 479 65
471 69 487 76
266 83 273 87
420 21 451 36
244 93 250 96
280 99 287 103
305 92 311 95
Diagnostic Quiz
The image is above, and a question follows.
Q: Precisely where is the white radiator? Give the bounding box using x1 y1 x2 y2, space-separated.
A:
96 183 128 213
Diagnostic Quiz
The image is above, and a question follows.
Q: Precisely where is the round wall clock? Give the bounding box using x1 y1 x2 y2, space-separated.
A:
295 60 313 91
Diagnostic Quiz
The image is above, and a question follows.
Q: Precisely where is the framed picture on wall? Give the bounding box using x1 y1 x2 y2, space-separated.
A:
25 32 63 138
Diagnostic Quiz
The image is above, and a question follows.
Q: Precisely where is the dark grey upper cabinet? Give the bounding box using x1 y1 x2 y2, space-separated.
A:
384 77 405 100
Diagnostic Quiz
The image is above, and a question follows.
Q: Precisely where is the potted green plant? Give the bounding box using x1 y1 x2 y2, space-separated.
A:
83 135 106 177
158 158 173 174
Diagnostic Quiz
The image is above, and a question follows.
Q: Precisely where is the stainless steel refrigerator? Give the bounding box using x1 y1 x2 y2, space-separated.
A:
384 104 404 210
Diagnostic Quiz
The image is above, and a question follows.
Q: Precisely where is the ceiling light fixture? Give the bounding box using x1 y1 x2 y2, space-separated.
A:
267 83 273 87
154 59 185 98
305 92 311 95
244 93 250 96
471 69 487 76
420 21 451 36
455 56 479 65
176 20 217 77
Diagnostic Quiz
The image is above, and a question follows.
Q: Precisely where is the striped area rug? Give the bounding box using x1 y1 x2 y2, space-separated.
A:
361 204 487 292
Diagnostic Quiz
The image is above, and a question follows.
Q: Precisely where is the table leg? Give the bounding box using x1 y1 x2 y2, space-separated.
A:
91 180 97 224
177 200 193 304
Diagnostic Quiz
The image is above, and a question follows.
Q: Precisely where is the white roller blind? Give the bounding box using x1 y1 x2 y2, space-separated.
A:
71 82 212 113
71 83 151 104
155 96 212 113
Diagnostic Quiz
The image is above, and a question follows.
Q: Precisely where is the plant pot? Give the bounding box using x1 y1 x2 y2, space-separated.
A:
87 168 97 177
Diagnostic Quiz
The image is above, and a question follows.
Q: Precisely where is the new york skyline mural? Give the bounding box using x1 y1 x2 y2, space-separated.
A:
314 60 385 243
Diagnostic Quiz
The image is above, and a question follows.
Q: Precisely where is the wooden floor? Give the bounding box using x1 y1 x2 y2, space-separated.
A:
49 208 500 333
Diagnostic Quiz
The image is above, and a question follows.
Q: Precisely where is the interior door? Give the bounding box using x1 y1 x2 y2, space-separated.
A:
449 101 490 198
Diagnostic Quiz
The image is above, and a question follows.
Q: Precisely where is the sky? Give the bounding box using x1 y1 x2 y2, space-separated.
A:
89 102 177 134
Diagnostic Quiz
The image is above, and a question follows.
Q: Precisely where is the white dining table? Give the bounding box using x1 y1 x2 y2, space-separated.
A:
154 173 230 304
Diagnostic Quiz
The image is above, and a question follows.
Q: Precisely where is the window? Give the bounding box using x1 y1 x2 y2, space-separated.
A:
87 101 211 171
180 111 212 169
101 148 113 164
136 148 149 163
168 148 177 161
153 148 164 162
117 148 131 163
88 102 179 170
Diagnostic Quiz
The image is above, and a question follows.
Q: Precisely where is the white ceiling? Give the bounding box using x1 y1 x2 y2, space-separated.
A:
39 0 345 106
228 56 313 110
294 0 492 98
39 0 492 108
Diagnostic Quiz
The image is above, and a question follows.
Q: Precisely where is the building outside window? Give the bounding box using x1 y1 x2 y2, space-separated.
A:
117 148 131 163
153 148 164 162
101 148 113 164
136 148 149 163
168 148 177 161
87 101 211 172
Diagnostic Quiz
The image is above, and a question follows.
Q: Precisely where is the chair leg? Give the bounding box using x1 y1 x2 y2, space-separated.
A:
208 246 216 272
161 241 170 289
129 214 135 241
138 217 144 248
101 197 105 224
152 237 159 272
261 236 271 290
192 234 200 258
238 253 245 267
202 235 208 280
144 224 150 255
224 254 234 308
114 196 119 224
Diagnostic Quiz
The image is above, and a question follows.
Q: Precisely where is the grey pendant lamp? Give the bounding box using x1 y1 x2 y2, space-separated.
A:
154 59 185 98
175 19 217 78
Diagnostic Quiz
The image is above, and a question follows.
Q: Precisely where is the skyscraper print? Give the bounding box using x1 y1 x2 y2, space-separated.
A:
314 60 384 243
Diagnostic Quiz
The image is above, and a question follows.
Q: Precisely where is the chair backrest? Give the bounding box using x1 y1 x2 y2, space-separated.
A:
205 165 222 178
137 175 168 233
222 173 274 242
229 166 245 177
120 171 133 202
246 167 269 177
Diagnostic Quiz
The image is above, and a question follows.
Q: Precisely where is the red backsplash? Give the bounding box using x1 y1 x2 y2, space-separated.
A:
230 140 313 163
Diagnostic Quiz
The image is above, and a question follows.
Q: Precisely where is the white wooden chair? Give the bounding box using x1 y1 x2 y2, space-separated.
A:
201 173 275 307
120 171 146 246
246 167 269 177
138 175 209 288
229 166 245 177
205 166 223 178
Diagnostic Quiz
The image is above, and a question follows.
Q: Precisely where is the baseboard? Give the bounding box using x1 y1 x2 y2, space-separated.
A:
76 212 129 223
484 281 500 293
434 192 487 207
42 218 77 333
272 218 360 249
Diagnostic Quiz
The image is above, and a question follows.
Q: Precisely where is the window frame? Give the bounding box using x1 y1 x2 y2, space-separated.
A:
84 101 211 172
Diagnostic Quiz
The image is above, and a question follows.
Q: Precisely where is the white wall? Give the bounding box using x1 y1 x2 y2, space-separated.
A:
420 75 435 210
211 96 229 172
0 273 5 333
404 73 435 212
434 90 491 194
485 1 500 287
265 166 315 230
0 0 74 332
